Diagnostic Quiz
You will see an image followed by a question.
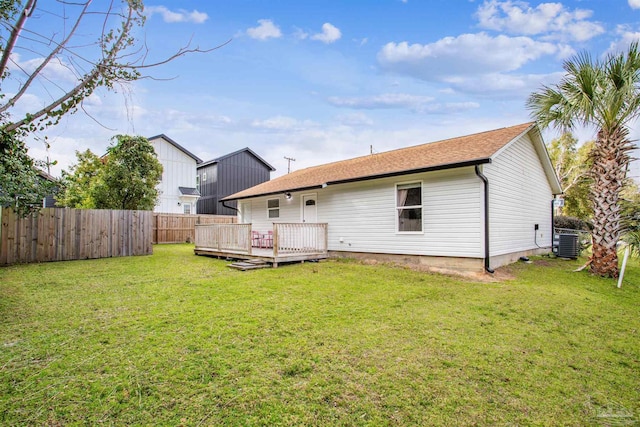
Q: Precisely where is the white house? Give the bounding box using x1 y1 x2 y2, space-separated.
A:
149 134 202 214
221 123 562 273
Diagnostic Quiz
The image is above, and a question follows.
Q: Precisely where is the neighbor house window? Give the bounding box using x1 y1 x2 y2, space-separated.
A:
202 172 207 182
183 203 191 215
267 198 280 219
196 176 200 192
396 182 422 232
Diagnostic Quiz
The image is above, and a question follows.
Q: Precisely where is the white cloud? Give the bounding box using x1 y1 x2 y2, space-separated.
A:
476 0 604 41
327 93 479 114
145 6 208 24
311 23 342 44
629 0 640 9
251 116 317 131
247 19 282 40
443 71 565 98
336 112 374 126
378 33 564 80
607 27 640 55
328 93 434 110
20 58 78 84
293 27 309 40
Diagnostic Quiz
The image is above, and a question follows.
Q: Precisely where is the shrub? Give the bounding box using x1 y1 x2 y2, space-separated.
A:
554 215 590 230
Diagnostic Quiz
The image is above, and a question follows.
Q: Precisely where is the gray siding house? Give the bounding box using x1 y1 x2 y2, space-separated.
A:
197 148 275 216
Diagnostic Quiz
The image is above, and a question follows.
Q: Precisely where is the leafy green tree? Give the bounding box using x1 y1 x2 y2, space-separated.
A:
527 42 640 278
59 136 162 210
620 182 640 257
91 135 162 210
547 133 593 220
58 150 103 208
0 129 55 215
0 0 221 214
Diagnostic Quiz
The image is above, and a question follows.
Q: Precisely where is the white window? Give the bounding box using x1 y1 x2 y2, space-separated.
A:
396 182 422 232
196 176 200 192
267 198 280 219
183 203 191 215
202 172 207 182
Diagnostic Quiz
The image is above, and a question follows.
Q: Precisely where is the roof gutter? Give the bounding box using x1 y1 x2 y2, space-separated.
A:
475 164 494 274
221 200 239 212
223 158 491 202
222 184 325 202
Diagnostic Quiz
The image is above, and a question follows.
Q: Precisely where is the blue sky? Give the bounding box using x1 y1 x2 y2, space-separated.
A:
13 0 640 179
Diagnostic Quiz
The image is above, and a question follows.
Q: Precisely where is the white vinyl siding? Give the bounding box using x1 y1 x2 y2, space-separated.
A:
151 137 199 214
241 168 482 258
484 133 553 256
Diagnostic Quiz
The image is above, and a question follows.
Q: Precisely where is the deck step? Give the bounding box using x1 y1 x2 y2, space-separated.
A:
227 259 271 271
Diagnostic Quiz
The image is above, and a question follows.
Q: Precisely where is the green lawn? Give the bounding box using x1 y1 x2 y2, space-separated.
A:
1 244 639 426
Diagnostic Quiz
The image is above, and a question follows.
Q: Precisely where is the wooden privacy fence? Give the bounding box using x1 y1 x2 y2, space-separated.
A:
153 213 236 244
0 207 152 266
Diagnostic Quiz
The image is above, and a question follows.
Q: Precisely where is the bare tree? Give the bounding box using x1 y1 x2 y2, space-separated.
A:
0 0 227 134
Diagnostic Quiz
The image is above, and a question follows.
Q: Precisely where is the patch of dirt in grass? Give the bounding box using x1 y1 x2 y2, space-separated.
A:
381 262 516 283
464 267 516 283
532 258 554 267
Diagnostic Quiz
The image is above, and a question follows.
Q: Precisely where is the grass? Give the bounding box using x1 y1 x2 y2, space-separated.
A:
1 244 639 426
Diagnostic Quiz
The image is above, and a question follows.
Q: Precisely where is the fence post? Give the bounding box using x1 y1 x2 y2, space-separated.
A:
216 225 221 252
273 224 279 257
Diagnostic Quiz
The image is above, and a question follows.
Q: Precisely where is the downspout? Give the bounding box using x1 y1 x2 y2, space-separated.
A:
550 199 555 249
221 200 239 212
475 165 494 274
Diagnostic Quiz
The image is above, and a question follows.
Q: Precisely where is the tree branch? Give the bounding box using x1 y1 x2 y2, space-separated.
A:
4 1 136 132
0 0 38 80
0 1 91 114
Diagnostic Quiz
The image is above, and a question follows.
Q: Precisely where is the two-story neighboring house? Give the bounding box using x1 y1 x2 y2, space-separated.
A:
197 148 275 215
149 134 203 214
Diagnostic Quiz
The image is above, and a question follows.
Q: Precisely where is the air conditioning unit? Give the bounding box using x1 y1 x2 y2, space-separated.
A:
556 233 579 259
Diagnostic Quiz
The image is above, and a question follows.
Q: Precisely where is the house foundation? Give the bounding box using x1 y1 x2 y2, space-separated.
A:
329 247 552 275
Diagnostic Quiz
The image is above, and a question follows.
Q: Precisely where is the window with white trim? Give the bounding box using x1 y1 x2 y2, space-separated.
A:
267 198 280 219
196 176 200 192
202 172 207 182
396 182 422 232
183 203 192 215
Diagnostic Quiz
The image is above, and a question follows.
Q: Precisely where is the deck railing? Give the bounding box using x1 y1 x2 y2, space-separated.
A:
273 223 328 256
194 223 328 257
195 223 252 254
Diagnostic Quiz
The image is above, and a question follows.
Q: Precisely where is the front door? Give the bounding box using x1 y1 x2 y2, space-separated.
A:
302 194 317 223
240 202 252 224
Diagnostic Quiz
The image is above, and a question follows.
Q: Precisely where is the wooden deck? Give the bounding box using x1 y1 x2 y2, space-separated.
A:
194 246 327 267
194 223 328 267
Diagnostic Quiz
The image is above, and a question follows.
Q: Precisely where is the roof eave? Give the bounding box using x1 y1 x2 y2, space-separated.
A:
222 184 325 202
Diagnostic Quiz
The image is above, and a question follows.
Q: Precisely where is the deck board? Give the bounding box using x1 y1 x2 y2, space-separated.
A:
194 246 328 267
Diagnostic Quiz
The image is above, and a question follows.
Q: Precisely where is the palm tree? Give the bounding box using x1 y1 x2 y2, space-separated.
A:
527 42 640 278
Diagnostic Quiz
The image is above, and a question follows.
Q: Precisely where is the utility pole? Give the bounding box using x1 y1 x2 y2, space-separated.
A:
284 156 296 174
